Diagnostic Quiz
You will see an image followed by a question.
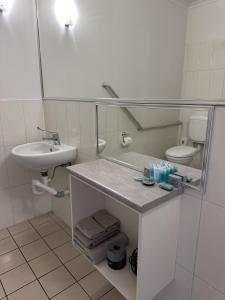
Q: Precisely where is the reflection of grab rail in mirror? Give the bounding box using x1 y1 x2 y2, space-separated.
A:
102 83 182 131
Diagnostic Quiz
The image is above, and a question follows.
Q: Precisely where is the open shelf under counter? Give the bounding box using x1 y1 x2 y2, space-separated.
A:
95 245 137 300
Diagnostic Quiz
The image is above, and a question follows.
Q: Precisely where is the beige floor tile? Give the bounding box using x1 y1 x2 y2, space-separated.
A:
100 288 126 300
65 255 95 280
0 237 17 256
8 281 48 300
0 282 5 299
63 225 72 237
39 266 75 298
79 270 113 300
0 229 10 241
0 263 35 295
13 229 40 247
29 251 62 278
52 283 89 300
35 220 61 237
30 214 52 227
21 239 50 261
44 230 70 249
54 242 80 263
0 249 25 275
8 221 32 236
50 214 65 226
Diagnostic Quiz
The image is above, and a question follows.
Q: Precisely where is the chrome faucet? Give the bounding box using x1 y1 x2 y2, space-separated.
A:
37 126 61 145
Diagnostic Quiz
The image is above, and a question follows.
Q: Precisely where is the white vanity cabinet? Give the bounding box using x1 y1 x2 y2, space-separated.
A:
69 159 181 300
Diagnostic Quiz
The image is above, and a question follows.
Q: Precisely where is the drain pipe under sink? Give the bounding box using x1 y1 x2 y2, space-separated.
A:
32 176 70 198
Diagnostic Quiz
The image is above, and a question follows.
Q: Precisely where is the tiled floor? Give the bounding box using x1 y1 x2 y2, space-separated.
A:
0 212 126 300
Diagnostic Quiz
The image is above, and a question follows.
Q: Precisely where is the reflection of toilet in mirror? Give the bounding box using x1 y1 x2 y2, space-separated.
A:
165 116 208 166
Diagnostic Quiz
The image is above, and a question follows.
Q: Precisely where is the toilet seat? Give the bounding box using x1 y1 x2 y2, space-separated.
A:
166 146 197 158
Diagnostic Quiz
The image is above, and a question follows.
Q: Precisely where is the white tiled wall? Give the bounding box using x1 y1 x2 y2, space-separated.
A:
153 107 225 300
182 40 225 99
44 100 97 225
0 100 51 229
171 1 225 299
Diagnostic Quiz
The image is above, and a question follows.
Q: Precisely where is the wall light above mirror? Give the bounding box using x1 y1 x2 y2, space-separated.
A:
55 0 78 28
36 0 187 99
0 0 14 14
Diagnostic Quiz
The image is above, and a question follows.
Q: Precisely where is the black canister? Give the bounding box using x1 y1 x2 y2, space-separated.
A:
106 244 126 270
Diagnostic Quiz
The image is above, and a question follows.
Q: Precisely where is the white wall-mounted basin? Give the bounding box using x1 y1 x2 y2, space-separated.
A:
98 138 106 153
12 141 77 172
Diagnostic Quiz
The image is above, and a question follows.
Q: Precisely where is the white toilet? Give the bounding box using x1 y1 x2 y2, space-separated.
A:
165 115 208 166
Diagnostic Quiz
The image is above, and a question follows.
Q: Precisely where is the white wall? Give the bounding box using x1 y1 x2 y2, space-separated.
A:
44 100 97 224
37 0 187 98
182 0 225 99
0 0 51 229
0 0 42 100
162 1 225 299
154 106 225 300
0 100 51 229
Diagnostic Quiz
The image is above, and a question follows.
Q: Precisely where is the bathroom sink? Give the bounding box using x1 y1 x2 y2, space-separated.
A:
98 139 107 153
12 141 77 172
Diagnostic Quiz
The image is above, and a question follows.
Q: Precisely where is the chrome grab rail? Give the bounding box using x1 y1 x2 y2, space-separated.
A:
102 83 182 131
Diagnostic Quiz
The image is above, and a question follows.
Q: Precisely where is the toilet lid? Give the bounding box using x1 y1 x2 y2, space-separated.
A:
166 146 197 158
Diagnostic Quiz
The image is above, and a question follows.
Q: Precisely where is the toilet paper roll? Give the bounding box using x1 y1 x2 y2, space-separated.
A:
121 137 133 148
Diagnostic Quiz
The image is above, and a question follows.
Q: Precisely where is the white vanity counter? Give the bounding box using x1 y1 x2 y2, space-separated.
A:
68 158 181 213
68 155 201 213
68 158 198 300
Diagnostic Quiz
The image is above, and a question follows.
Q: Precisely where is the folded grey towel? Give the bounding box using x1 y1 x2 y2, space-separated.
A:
74 227 120 249
93 210 120 231
74 232 129 265
76 216 105 240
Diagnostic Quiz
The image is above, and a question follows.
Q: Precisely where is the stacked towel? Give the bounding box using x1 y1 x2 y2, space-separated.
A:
76 232 129 264
74 210 120 249
76 216 105 240
74 228 119 249
74 210 128 263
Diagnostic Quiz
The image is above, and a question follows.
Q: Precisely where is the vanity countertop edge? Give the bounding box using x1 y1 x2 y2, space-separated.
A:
67 159 182 213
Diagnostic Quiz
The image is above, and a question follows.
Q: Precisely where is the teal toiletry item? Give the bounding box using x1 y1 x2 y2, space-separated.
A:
147 162 178 183
159 182 174 191
149 166 154 180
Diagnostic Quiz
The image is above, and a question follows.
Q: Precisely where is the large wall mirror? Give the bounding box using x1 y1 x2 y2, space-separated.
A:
36 0 187 99
97 104 214 192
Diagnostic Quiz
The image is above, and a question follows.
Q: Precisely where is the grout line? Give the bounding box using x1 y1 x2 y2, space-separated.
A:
0 213 113 300
37 265 64 281
189 196 204 300
0 246 18 259
7 230 50 299
194 274 225 297
48 282 76 299
0 259 26 278
98 287 114 299
0 279 7 299
76 281 92 299
5 278 37 298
